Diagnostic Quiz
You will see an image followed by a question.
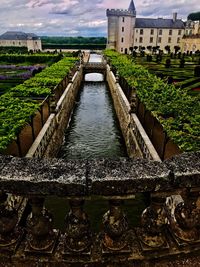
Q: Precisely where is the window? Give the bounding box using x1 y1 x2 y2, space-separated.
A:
140 29 143 35
19 42 21 45
178 29 182 35
150 37 153 43
169 29 172 35
159 29 162 35
136 29 138 33
135 38 137 42
168 37 171 43
121 48 123 52
139 37 143 43
122 27 124 32
13 41 15 45
177 37 180 43
150 29 154 35
121 37 124 43
158 37 162 43
122 17 125 22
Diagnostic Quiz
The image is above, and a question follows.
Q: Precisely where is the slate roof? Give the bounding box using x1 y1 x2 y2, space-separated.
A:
135 18 185 29
0 31 39 40
128 0 136 12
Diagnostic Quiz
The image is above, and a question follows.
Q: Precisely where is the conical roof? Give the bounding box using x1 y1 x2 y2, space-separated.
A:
128 0 136 12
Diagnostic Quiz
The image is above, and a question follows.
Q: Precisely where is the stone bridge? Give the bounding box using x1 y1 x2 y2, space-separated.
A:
82 62 107 80
0 152 200 266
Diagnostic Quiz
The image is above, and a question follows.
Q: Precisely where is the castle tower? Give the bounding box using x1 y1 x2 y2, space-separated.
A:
106 0 136 53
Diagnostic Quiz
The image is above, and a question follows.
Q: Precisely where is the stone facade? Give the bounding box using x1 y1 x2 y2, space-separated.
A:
181 21 200 52
107 0 185 53
0 31 42 51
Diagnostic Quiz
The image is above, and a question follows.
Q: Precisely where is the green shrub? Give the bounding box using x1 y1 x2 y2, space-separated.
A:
104 49 200 152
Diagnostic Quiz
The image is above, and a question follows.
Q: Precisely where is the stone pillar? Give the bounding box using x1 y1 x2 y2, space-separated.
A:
25 197 59 254
137 193 168 249
102 199 130 253
0 192 23 253
171 189 200 243
63 199 92 254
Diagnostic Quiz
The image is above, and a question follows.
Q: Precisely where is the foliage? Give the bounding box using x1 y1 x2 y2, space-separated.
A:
0 46 28 54
42 44 106 50
0 53 62 64
41 36 107 50
188 12 200 21
0 93 40 151
104 49 200 152
8 57 77 97
41 36 107 45
0 56 78 150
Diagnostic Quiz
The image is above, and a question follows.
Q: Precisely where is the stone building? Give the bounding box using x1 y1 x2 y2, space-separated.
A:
181 21 200 52
106 0 185 53
0 31 42 51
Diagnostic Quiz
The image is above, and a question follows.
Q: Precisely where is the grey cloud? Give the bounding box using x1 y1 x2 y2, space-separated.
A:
0 0 199 37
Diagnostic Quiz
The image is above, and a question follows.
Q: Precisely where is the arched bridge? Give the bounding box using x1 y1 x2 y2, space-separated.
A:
83 62 107 80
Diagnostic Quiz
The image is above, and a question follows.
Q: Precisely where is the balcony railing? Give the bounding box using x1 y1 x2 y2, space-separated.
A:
0 152 199 265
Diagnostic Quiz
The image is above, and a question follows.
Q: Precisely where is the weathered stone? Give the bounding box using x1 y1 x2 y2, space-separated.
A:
165 152 200 188
0 157 87 196
88 158 171 195
0 155 13 171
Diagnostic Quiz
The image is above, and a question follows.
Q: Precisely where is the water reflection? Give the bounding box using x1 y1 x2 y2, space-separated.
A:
58 80 127 159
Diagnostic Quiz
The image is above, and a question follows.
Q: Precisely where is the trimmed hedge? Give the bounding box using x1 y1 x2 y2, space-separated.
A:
0 53 62 64
8 57 78 97
104 50 200 152
0 56 78 151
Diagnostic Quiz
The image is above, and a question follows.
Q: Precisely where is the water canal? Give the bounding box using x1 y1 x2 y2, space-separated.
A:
46 54 145 230
58 53 127 159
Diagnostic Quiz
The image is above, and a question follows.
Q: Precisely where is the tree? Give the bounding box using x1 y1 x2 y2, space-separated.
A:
133 46 138 51
179 58 185 68
152 46 160 54
165 45 171 54
165 58 171 68
147 46 152 53
174 46 180 54
188 12 200 21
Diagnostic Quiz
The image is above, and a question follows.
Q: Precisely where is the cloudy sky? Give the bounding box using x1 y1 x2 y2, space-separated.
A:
0 0 199 37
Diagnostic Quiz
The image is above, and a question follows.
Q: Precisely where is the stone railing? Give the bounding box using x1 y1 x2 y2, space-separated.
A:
0 152 199 266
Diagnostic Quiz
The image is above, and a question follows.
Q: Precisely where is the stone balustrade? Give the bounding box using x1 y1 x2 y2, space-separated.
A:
0 152 199 265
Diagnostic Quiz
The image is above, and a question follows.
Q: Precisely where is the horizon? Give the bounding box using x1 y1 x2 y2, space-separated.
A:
0 0 199 37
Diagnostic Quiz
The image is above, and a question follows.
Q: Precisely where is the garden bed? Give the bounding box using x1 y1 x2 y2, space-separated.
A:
0 56 78 155
104 50 200 154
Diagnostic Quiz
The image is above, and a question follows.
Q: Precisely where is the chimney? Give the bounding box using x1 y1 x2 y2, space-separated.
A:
173 12 177 22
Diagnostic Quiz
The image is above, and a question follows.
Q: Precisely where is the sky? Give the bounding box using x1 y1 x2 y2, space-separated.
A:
0 0 199 37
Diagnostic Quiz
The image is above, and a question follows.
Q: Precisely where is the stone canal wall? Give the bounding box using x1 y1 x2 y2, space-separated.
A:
106 65 161 161
26 66 83 158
